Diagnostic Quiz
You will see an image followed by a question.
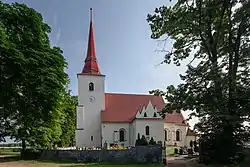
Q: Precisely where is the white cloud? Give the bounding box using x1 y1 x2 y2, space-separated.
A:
56 28 61 45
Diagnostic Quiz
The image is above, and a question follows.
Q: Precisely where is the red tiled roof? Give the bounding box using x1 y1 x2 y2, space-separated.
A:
186 128 196 136
102 93 187 125
81 8 101 75
165 111 187 125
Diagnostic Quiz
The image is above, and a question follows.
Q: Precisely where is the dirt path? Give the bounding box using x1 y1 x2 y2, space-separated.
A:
166 156 200 167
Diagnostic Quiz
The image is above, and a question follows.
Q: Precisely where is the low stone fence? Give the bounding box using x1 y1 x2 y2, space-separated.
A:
29 146 162 164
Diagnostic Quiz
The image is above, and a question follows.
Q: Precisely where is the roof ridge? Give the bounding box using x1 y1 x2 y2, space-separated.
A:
105 92 159 96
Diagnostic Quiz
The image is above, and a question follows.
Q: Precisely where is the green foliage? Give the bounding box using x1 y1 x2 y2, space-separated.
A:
135 134 149 146
149 137 156 145
193 140 197 147
190 140 193 148
147 0 250 165
0 2 68 150
57 94 77 147
140 135 148 146
135 133 141 146
174 148 178 154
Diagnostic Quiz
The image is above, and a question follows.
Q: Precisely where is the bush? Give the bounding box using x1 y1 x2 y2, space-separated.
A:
190 140 193 148
157 141 162 146
140 135 148 146
194 146 199 152
149 137 156 145
21 149 42 160
135 133 141 146
179 148 183 155
174 148 179 154
193 140 197 147
187 148 193 155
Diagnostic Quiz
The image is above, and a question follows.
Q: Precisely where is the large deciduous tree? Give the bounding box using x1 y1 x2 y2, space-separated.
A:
147 0 250 164
57 93 77 147
0 2 68 151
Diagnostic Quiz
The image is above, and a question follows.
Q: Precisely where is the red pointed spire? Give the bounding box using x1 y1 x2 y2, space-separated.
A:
81 8 101 75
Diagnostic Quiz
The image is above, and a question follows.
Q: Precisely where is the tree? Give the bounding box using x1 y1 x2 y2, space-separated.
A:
57 94 77 147
135 133 141 146
149 137 156 145
140 135 148 146
0 2 68 151
193 140 197 147
147 0 250 164
190 140 193 148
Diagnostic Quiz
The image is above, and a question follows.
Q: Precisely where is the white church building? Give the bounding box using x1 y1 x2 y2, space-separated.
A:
75 9 196 148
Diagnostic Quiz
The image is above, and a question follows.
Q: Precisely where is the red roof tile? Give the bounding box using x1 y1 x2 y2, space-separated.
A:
102 93 187 125
164 111 187 125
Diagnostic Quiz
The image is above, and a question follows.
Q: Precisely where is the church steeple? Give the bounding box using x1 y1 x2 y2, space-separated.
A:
81 8 101 75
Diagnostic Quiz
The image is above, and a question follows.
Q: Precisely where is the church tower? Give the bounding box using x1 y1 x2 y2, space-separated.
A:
76 8 105 148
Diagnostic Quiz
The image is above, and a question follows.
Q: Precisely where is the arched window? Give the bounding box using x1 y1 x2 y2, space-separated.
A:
145 126 150 136
164 129 168 141
176 130 181 141
119 129 125 142
144 112 147 117
89 82 94 91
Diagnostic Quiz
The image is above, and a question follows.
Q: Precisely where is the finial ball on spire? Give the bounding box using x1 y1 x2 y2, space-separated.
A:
90 8 93 21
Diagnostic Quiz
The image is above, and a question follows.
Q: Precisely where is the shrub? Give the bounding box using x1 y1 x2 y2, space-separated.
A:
21 149 42 160
179 148 183 155
157 141 162 146
193 140 197 147
194 146 199 152
149 137 156 145
135 133 141 146
103 141 108 149
174 148 179 154
140 135 148 146
190 140 193 148
187 148 194 155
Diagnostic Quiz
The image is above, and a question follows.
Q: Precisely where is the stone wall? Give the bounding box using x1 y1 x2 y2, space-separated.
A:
38 146 162 164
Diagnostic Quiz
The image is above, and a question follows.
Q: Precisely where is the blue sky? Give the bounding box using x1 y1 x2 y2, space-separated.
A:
1 1 198 143
4 0 186 95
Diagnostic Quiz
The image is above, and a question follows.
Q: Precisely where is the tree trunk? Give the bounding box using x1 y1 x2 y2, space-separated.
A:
21 139 26 158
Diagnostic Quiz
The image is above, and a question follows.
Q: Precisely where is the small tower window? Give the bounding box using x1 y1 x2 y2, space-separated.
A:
89 82 94 91
144 112 147 117
145 126 150 136
91 136 93 141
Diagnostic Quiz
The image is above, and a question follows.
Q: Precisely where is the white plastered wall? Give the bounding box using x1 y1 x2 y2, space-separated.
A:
164 123 188 147
185 136 197 147
101 123 130 147
76 74 105 148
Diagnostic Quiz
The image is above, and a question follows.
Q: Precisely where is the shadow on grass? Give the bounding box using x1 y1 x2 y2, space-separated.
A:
0 157 163 167
37 160 163 167
38 161 165 167
58 164 163 167
0 155 22 163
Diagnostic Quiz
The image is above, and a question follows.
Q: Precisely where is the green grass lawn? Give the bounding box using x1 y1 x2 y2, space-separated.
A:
0 148 20 155
165 146 179 155
0 151 20 155
0 156 163 167
26 161 164 166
